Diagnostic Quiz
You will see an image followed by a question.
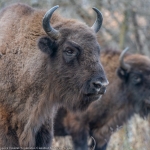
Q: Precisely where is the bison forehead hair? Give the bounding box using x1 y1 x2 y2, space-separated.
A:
125 54 150 70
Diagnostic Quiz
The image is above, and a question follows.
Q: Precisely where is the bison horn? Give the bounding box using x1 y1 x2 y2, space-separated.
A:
43 5 60 40
119 47 131 71
91 7 103 33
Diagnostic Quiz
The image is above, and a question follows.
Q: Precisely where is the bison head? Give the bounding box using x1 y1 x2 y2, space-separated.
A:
117 48 150 117
37 6 108 111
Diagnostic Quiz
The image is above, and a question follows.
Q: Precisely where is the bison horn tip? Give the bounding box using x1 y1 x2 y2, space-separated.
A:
119 47 131 71
91 7 103 33
43 5 60 40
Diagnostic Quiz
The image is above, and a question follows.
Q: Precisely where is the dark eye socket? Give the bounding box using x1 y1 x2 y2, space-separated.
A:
63 44 80 63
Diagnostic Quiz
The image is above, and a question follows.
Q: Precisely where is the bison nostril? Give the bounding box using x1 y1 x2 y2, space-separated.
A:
93 81 102 92
88 78 109 94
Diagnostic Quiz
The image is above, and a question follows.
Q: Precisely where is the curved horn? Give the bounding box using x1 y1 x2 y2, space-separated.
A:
91 7 103 33
119 47 131 71
43 5 60 40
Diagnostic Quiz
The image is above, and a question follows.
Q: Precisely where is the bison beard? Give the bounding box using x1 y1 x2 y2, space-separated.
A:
0 3 108 149
54 48 150 150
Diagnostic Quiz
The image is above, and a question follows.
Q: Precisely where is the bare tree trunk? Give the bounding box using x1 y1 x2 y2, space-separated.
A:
119 10 128 50
131 9 144 54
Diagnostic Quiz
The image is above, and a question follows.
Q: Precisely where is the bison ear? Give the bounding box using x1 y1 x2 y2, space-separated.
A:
117 67 128 80
38 36 57 55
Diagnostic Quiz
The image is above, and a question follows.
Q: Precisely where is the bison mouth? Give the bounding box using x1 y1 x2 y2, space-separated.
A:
76 93 102 111
86 93 102 101
79 86 106 110
83 93 103 106
84 85 106 101
71 85 106 111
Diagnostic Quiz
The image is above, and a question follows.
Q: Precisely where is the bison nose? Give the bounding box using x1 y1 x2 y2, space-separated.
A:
90 79 109 93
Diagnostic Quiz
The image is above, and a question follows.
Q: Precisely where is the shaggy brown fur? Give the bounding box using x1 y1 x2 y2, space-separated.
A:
54 49 150 150
0 3 107 149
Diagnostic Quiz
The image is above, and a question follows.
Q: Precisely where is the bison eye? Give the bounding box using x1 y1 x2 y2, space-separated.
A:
132 75 142 85
63 47 79 63
65 48 75 56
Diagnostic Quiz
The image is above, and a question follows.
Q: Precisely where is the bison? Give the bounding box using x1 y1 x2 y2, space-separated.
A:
54 48 150 150
0 3 108 149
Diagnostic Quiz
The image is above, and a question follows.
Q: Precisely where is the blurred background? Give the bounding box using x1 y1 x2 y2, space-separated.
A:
0 0 150 149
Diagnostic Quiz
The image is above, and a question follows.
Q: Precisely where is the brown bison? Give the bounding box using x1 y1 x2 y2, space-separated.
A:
54 48 150 150
0 3 108 149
